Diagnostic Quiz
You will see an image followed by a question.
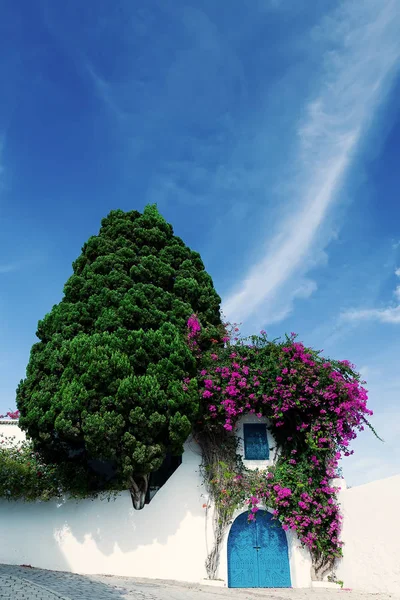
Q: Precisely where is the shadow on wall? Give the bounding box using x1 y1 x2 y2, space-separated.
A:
0 440 207 580
63 456 203 556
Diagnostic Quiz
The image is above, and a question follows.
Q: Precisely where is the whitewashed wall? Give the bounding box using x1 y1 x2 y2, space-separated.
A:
2 421 399 592
0 421 310 587
337 474 400 595
0 430 209 583
0 420 26 445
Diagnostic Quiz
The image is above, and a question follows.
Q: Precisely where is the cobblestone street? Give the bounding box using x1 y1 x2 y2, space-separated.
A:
1 565 399 600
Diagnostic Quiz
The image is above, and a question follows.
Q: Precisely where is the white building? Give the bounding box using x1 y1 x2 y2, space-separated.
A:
0 419 399 594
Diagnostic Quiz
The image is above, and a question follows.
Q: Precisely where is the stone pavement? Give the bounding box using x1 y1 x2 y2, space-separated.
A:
0 565 399 600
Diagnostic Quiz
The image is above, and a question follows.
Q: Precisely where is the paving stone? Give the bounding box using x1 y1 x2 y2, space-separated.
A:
0 564 399 600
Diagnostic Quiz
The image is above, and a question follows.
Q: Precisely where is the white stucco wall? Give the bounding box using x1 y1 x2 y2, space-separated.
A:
0 420 26 445
0 433 209 583
0 421 311 587
3 421 399 593
337 474 400 594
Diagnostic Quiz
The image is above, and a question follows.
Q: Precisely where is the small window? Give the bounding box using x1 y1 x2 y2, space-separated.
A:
243 423 269 460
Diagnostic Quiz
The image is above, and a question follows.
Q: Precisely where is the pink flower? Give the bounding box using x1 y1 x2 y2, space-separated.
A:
187 315 201 333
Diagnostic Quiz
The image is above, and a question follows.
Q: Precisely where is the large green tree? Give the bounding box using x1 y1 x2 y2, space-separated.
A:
17 205 222 508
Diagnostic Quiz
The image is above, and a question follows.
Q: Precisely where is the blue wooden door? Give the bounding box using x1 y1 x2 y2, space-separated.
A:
256 511 291 587
227 512 259 587
228 511 291 588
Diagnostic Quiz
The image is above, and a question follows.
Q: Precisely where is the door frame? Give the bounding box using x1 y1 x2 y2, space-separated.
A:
218 505 312 588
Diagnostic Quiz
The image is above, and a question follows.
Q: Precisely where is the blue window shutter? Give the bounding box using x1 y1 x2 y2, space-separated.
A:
243 424 269 460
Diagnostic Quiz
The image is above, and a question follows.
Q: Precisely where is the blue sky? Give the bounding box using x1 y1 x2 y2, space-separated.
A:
1 0 400 486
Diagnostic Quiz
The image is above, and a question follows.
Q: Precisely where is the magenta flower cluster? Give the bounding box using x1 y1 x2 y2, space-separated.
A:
186 316 374 564
187 313 202 355
0 410 19 420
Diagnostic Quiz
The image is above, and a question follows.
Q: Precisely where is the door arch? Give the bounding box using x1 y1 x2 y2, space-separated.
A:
227 510 291 588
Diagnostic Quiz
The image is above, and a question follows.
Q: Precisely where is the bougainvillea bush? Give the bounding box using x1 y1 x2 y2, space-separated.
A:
186 317 378 579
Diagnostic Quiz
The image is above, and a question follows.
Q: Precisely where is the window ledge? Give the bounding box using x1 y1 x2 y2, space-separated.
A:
243 459 273 470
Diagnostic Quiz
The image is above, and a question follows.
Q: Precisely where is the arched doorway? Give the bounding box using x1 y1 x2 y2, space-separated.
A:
227 510 291 588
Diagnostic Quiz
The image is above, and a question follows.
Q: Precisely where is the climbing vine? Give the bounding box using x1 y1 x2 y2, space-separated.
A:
186 317 379 581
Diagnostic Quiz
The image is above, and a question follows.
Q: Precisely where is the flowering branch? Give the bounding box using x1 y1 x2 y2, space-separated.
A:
0 410 20 420
185 317 378 580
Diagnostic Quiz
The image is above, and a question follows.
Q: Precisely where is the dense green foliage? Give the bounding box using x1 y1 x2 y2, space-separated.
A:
16 205 222 506
0 434 112 502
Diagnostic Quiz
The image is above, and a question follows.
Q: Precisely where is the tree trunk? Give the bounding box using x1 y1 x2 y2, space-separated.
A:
205 518 229 579
311 556 334 581
129 474 149 510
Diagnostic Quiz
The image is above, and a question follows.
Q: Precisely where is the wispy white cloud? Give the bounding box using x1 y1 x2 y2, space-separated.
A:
342 268 400 324
0 263 20 274
0 256 44 275
343 306 400 324
223 0 400 325
358 365 382 381
84 62 127 123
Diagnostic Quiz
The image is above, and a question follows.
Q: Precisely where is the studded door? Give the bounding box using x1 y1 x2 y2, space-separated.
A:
256 511 291 587
227 510 291 588
227 512 258 587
